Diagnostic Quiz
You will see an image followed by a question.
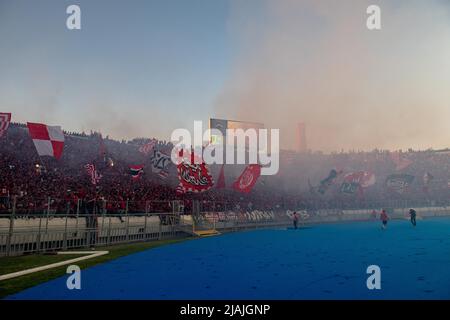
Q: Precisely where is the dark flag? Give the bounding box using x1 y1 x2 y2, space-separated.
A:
150 150 171 179
386 174 415 194
317 169 341 194
99 133 107 159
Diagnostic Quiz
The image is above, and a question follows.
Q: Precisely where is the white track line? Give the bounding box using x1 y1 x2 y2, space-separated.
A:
0 251 109 281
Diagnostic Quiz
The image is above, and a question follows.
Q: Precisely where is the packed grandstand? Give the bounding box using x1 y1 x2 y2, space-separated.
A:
2 121 450 215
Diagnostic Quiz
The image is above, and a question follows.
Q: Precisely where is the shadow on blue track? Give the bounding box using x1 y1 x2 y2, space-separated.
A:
7 218 450 300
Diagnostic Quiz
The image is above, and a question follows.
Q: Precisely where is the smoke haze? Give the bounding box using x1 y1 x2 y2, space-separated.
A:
2 0 450 152
215 0 450 152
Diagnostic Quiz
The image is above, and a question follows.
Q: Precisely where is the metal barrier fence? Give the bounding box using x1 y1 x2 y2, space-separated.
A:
3 196 450 215
302 206 450 223
2 196 450 256
0 210 294 257
0 212 184 257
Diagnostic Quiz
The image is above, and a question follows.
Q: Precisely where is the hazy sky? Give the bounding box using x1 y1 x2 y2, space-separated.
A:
1 0 450 152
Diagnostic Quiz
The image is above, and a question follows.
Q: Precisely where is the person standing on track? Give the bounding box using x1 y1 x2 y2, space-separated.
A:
409 208 417 227
380 209 389 230
292 211 299 229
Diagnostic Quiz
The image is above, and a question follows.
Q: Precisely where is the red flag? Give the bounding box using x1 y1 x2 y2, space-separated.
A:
342 171 376 188
27 122 65 159
139 139 157 155
233 164 261 193
216 164 226 189
0 112 11 138
176 152 214 193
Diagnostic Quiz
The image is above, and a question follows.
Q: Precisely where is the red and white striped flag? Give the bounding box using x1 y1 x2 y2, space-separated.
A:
139 139 157 155
84 164 102 185
158 170 169 179
27 122 65 159
175 185 185 194
0 113 11 138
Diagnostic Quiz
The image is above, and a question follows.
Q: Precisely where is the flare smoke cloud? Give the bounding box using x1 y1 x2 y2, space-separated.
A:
215 0 450 152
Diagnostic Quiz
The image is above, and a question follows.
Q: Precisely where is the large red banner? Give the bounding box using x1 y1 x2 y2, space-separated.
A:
176 159 214 193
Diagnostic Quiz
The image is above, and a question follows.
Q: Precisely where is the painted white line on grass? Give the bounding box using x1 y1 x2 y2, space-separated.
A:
0 251 109 281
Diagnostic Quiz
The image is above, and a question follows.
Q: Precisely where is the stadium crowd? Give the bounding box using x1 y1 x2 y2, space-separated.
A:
2 123 450 214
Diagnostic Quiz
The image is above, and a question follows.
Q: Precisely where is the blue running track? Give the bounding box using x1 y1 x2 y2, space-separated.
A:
6 218 450 299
